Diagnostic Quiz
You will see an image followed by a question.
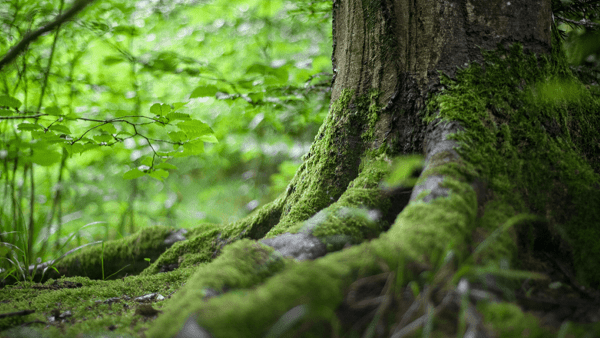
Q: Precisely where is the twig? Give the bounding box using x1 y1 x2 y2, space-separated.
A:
555 14 600 30
0 114 44 120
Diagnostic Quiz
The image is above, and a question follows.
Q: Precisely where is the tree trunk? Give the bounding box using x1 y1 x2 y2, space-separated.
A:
12 0 600 337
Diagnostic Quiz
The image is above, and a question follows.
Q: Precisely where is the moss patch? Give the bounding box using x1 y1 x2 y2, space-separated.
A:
140 223 222 276
0 266 196 337
426 42 600 287
6 225 181 283
146 239 288 338
478 302 552 338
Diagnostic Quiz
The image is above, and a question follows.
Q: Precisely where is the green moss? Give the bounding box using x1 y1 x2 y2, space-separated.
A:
470 200 519 265
22 225 178 282
146 239 288 338
143 156 480 338
140 224 221 276
0 266 197 337
382 174 478 262
426 42 600 287
478 302 552 338
555 321 600 337
356 90 381 143
267 88 377 234
221 195 285 240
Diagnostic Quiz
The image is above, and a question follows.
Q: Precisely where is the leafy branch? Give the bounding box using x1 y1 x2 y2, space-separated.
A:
0 0 97 71
0 96 217 181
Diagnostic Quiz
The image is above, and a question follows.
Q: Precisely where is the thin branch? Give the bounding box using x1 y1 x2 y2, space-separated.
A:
0 113 160 123
0 114 44 120
0 0 97 71
555 14 600 30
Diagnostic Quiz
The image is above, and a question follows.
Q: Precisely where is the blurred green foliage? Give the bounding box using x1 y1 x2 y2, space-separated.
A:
553 0 600 90
0 0 332 272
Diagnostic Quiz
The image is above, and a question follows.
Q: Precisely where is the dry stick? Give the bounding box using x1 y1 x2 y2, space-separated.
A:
0 0 97 71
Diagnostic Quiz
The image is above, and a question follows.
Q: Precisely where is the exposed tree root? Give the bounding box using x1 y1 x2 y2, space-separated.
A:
147 119 485 337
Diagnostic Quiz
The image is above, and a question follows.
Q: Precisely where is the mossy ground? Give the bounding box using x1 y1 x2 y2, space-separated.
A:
0 267 196 337
2 39 600 337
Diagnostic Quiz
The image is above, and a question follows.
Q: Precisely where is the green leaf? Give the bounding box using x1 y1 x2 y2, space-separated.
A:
103 56 125 66
99 124 117 134
141 157 153 167
168 131 186 142
183 68 200 76
155 162 177 170
49 124 71 134
0 95 21 109
81 143 100 153
237 79 255 89
0 108 13 116
199 134 218 143
384 155 424 187
183 139 204 155
190 85 218 98
150 103 160 115
150 103 171 116
172 102 188 111
123 168 146 180
93 134 112 142
45 106 62 116
246 63 268 75
166 112 191 121
271 66 289 83
158 150 182 157
159 104 171 116
248 92 265 103
71 143 85 154
177 120 213 137
116 131 133 138
64 142 96 154
148 169 169 181
39 133 65 144
157 116 169 125
31 149 61 166
113 25 140 37
17 123 43 131
152 52 178 72
31 132 51 145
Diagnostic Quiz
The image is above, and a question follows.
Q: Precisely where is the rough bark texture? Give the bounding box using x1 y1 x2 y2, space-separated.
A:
2 1 600 337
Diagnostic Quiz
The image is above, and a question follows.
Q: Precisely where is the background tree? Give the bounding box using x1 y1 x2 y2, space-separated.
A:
1 0 600 337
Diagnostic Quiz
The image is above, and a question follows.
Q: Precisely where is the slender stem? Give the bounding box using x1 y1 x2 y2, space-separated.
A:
36 0 65 113
27 157 34 275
